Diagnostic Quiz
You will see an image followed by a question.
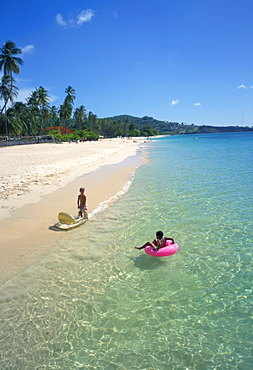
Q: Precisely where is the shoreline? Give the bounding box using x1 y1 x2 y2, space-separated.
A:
0 138 149 220
0 138 149 285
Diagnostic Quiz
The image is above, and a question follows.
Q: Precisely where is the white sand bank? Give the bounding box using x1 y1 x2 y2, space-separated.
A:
0 138 147 219
0 138 148 285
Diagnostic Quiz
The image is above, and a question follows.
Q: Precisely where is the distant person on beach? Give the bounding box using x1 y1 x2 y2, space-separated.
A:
135 231 175 251
77 187 87 218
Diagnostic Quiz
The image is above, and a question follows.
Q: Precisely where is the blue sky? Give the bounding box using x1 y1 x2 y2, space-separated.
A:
1 0 252 126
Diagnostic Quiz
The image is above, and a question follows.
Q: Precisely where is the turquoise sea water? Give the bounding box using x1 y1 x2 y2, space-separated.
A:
0 132 253 369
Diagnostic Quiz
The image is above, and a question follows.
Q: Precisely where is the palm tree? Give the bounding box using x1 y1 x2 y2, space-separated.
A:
36 86 50 109
50 105 58 118
101 119 111 138
0 74 19 136
27 90 39 106
59 102 72 133
0 75 19 104
1 104 25 136
26 90 40 116
8 101 42 136
60 86 76 132
74 105 87 128
65 86 76 106
49 105 59 126
0 40 23 115
36 86 50 128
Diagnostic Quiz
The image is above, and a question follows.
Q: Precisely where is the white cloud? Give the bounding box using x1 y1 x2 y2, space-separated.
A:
56 13 67 26
113 11 118 17
237 84 246 89
16 88 34 102
56 9 95 28
15 77 34 83
0 87 59 106
0 87 34 107
23 89 58 103
170 99 179 106
21 44 35 55
49 94 59 103
77 9 95 24
194 102 201 106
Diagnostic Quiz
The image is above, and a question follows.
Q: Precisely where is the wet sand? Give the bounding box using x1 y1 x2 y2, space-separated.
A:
0 138 148 285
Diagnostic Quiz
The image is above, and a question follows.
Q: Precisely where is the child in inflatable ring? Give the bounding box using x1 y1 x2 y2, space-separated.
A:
135 230 175 251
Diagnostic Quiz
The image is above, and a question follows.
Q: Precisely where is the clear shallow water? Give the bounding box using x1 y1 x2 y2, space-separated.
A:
1 132 253 369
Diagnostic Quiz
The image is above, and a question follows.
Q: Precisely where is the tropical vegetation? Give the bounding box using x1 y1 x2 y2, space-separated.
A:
1 40 252 142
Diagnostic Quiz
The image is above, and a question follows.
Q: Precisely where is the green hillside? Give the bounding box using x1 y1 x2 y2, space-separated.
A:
105 115 253 135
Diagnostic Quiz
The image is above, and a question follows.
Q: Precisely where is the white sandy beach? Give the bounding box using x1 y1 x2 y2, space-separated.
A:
0 138 148 285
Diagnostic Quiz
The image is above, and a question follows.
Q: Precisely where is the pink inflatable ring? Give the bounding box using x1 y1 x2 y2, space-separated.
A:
144 240 178 257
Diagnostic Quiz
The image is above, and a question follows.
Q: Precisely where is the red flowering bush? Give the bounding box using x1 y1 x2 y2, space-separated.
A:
44 126 74 135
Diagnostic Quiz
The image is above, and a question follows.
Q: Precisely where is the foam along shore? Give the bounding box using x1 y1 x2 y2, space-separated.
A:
0 138 148 285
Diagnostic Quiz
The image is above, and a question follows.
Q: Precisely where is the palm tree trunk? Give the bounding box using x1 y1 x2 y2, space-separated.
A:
4 104 8 138
0 98 8 115
0 73 13 115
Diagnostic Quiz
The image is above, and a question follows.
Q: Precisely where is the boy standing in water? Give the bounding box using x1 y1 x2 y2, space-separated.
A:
135 231 175 251
77 187 87 218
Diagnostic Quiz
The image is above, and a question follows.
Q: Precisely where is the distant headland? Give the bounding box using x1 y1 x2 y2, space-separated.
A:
104 115 253 136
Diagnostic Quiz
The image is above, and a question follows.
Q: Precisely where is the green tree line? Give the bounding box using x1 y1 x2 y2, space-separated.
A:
0 40 159 141
1 40 252 141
